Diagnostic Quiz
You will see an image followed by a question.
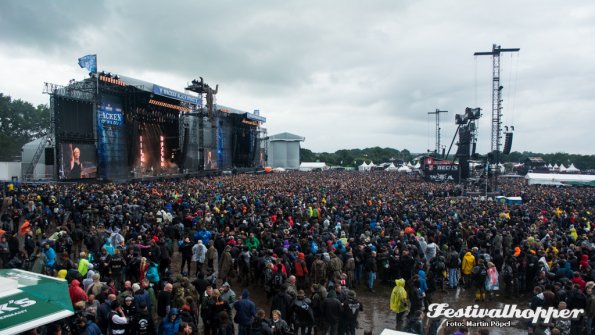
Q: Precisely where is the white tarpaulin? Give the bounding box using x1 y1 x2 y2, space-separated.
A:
525 173 595 186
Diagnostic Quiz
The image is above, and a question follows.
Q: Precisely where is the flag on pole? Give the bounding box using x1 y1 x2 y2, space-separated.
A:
78 54 97 73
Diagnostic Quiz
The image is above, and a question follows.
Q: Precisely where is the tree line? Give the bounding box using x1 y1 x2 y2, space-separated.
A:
300 147 595 171
0 93 50 161
1 92 594 171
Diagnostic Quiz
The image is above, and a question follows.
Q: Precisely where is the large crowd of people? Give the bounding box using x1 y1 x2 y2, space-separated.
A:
0 171 594 335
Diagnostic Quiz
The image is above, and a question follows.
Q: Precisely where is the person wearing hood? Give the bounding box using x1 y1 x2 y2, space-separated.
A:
294 252 309 290
234 289 256 335
390 279 409 330
219 245 234 283
290 289 315 335
220 282 236 308
158 307 180 335
320 289 342 335
76 316 102 335
192 239 207 277
83 269 96 292
69 279 88 306
461 250 476 288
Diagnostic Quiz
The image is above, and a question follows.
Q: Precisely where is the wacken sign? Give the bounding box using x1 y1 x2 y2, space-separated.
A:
421 156 460 182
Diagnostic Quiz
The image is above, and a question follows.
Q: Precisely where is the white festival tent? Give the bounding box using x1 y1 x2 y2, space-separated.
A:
559 164 568 173
525 173 595 186
413 161 421 169
397 165 412 173
385 163 398 171
358 161 369 171
567 163 580 173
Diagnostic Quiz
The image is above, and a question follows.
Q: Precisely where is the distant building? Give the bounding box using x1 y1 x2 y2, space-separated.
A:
267 132 305 170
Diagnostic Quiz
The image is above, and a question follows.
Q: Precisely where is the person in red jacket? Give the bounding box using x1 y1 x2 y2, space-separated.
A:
294 252 309 290
69 279 88 306
570 271 586 291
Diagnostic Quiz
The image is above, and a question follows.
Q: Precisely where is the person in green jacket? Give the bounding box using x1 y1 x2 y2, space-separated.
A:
245 232 260 251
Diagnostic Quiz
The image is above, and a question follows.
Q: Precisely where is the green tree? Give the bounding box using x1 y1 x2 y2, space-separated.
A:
300 148 316 163
0 93 50 161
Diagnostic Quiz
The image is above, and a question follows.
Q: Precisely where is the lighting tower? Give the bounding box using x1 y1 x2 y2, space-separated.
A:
428 109 448 158
474 44 519 191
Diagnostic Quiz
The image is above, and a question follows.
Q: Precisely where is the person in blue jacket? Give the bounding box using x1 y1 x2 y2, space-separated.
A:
158 307 180 335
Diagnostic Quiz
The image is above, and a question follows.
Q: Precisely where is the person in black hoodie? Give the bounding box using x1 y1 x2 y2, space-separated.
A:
321 289 342 335
132 300 155 335
179 237 193 276
290 290 315 335
342 290 363 335
270 284 293 322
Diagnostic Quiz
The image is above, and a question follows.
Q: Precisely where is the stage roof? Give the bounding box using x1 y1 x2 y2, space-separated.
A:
268 132 305 142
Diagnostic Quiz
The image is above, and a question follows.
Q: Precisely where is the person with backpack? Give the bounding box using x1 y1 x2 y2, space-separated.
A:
342 290 363 335
290 289 315 335
485 261 500 300
294 252 309 290
270 264 287 297
472 258 488 302
447 247 461 289
271 284 293 323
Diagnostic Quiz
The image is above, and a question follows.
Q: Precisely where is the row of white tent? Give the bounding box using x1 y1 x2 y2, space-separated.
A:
546 163 581 173
358 161 420 172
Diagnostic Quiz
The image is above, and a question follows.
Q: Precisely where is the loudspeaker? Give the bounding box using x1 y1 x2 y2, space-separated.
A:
503 132 514 154
44 147 55 165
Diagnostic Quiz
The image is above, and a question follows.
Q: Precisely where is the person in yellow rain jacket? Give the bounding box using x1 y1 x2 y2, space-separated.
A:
570 225 578 241
390 278 409 330
461 250 476 288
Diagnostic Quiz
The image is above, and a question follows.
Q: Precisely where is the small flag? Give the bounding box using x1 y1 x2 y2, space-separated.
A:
78 54 97 73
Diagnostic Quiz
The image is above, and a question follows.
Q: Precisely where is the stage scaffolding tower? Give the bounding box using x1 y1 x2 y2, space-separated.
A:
474 44 519 191
428 109 448 158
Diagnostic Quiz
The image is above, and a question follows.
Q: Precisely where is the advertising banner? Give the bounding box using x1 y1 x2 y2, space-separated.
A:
0 269 73 335
152 84 201 105
97 95 128 179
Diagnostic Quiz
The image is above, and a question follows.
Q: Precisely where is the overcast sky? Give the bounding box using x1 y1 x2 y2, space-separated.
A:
1 0 594 155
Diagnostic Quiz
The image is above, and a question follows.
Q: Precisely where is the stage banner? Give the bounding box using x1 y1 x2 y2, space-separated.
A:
97 95 128 179
152 85 201 105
